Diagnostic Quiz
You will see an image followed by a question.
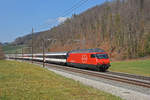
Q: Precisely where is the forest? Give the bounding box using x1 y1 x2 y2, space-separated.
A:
13 0 150 60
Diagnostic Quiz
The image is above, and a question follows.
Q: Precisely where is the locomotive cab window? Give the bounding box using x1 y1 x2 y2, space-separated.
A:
96 54 108 59
91 54 96 58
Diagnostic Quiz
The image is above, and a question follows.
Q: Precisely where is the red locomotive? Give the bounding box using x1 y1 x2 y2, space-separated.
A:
67 48 110 71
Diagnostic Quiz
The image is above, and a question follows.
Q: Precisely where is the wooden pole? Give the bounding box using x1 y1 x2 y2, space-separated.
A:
42 39 45 67
32 28 34 63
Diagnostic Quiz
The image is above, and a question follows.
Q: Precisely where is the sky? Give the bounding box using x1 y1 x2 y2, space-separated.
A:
0 0 106 43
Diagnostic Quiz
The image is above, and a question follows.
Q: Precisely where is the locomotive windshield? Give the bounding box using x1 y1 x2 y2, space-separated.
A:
96 54 108 59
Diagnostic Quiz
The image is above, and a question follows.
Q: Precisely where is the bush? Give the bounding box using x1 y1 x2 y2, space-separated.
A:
0 45 5 60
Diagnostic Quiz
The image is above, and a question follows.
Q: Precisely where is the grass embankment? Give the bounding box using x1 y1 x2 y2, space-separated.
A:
0 60 121 100
110 59 150 77
2 45 24 54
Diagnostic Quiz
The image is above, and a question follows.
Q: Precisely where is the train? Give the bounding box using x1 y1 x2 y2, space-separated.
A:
8 48 111 71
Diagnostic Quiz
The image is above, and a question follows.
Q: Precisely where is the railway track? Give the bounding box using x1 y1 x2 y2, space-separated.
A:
16 60 150 88
106 71 150 81
43 63 150 88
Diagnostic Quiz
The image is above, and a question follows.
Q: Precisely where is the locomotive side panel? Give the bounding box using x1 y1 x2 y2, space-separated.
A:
67 53 98 69
67 52 110 71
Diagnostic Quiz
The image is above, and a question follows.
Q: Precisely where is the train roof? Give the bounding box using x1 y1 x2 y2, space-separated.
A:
34 52 67 56
46 52 67 55
12 52 67 56
68 48 105 53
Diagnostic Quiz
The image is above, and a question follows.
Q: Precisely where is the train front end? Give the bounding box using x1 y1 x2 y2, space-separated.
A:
95 53 110 71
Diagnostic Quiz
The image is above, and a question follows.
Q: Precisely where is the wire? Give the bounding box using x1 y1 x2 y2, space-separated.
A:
61 0 90 17
38 0 90 30
38 0 87 29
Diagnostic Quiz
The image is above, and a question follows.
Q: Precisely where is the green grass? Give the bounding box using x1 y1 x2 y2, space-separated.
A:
110 59 150 76
0 60 121 100
2 45 25 54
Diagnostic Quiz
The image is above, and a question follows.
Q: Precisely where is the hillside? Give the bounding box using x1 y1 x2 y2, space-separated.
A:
12 0 150 60
2 44 25 54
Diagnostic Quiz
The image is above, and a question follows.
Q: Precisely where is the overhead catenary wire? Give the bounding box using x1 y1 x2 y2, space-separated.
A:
61 0 90 17
38 0 90 30
38 0 90 31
